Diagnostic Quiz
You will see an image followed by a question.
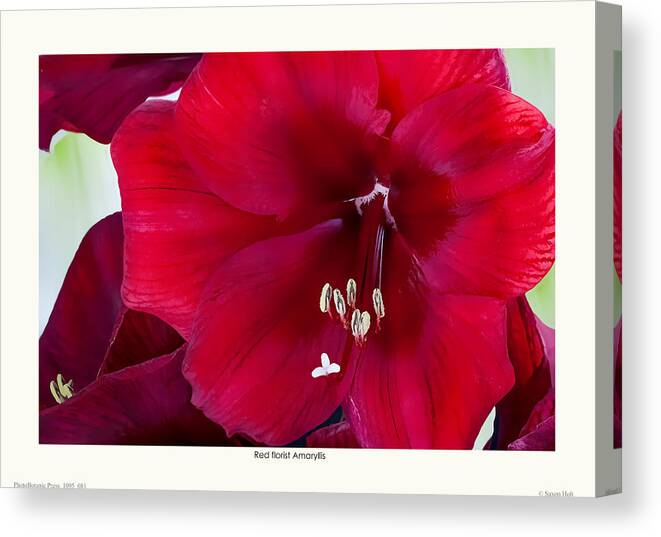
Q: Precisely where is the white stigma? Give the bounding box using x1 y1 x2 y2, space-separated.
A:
346 278 357 308
319 283 332 313
311 352 341 378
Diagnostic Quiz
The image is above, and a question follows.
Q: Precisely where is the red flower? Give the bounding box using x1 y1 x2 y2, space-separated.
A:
39 213 237 446
111 51 555 448
40 53 201 150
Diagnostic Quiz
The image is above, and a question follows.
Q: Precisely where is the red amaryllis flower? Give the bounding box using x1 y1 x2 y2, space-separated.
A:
40 53 201 150
112 50 555 448
39 212 237 445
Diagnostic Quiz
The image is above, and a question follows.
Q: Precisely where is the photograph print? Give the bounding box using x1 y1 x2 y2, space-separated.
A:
39 49 556 451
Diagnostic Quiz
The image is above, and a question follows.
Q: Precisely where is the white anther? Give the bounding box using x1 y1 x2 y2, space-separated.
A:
320 283 333 313
346 278 357 308
372 288 385 319
333 289 346 317
311 352 341 378
360 311 371 336
351 309 362 338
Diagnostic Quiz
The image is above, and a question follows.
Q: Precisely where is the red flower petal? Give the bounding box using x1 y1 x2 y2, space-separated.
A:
112 100 277 337
508 416 555 451
306 421 360 448
389 85 555 298
537 317 556 385
508 388 555 451
183 220 361 445
506 297 547 384
614 112 622 280
343 236 514 449
492 297 552 449
40 212 186 410
40 53 201 150
376 49 510 129
519 389 555 437
175 52 390 219
39 213 123 409
99 309 184 376
40 349 234 446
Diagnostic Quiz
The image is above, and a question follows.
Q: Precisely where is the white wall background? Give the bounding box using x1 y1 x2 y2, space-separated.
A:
3 0 660 535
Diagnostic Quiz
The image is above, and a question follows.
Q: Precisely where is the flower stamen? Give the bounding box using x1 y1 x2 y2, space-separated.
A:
372 287 385 331
319 282 333 314
50 373 74 404
360 311 371 338
346 278 357 309
350 309 372 347
350 309 362 339
333 288 347 323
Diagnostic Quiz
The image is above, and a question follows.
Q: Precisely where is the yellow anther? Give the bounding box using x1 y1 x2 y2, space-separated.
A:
57 373 74 399
50 373 74 404
320 283 333 313
346 278 357 308
49 381 64 404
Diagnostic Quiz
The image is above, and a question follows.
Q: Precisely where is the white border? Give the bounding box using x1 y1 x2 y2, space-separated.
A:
1 1 606 496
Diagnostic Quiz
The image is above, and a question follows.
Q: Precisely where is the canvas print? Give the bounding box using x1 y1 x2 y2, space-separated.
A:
39 49 556 450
